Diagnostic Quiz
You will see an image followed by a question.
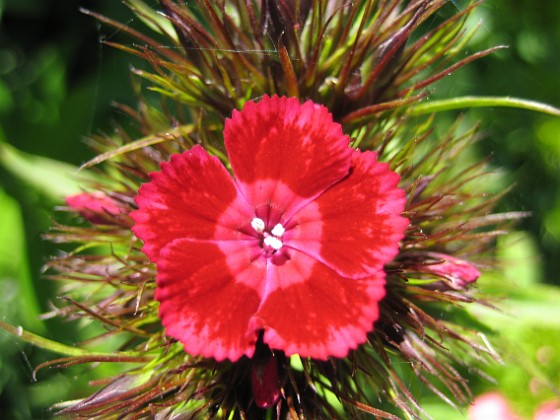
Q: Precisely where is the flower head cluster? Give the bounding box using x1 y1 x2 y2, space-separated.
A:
130 95 408 361
35 1 518 418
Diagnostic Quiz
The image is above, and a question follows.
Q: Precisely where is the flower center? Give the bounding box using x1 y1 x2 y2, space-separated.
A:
251 217 285 253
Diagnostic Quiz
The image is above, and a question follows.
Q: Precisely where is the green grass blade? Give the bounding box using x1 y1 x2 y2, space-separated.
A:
411 96 560 117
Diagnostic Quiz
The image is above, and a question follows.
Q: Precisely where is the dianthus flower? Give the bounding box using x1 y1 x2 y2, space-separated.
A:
131 95 408 361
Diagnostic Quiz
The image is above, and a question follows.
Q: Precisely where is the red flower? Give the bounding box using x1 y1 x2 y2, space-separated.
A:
131 95 408 361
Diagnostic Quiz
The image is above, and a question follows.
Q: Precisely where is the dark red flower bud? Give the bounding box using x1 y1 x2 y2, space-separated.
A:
250 350 281 409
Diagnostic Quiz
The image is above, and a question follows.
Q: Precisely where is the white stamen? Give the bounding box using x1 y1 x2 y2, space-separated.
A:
251 217 265 233
263 235 283 251
270 223 285 237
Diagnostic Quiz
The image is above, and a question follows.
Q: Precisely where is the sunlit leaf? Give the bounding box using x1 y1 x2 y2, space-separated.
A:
0 136 96 201
411 96 560 118
0 188 44 333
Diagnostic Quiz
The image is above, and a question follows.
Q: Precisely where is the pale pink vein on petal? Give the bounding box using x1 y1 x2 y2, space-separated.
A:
289 150 409 279
224 95 353 216
251 251 386 360
156 238 264 361
130 145 254 262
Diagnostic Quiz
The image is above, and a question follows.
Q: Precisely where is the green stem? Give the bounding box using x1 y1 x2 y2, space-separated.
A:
410 96 560 117
1 320 112 357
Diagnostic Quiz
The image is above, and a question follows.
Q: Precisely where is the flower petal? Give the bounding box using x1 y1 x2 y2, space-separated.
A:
252 251 386 360
287 150 408 278
156 238 265 361
224 95 353 219
130 145 254 262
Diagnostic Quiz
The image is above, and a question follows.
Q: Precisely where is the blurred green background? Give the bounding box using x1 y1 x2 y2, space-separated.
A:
0 0 558 418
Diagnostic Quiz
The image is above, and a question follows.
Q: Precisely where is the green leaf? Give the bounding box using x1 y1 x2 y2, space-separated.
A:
410 96 560 117
78 123 195 170
0 188 44 333
124 0 178 42
0 320 153 360
0 133 96 201
0 320 94 357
